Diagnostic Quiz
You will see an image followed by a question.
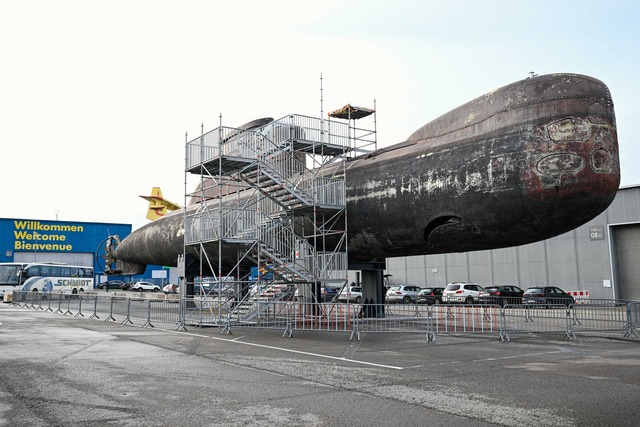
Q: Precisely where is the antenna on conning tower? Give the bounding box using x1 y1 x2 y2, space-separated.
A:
320 73 323 116
320 72 324 142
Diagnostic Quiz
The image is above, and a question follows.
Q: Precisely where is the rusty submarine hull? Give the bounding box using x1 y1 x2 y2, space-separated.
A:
110 73 619 275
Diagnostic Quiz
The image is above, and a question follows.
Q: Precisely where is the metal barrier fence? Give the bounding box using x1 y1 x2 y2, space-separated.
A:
9 292 640 342
10 292 182 328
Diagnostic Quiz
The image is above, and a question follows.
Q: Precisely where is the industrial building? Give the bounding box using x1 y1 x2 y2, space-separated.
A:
384 184 640 301
0 218 169 286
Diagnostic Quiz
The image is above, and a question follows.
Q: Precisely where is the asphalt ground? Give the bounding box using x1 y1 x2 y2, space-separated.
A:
1 302 639 427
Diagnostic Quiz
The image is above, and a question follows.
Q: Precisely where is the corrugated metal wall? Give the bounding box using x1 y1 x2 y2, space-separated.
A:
612 224 640 300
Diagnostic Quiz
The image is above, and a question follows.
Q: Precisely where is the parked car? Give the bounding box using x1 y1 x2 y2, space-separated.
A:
100 280 124 290
522 286 575 307
131 281 160 292
478 285 525 306
337 286 363 304
385 285 423 304
416 287 444 305
120 282 134 291
163 284 179 294
442 282 484 304
321 286 339 302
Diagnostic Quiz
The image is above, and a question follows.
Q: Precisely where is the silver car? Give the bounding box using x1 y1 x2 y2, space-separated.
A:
385 285 423 304
441 282 483 304
337 286 363 303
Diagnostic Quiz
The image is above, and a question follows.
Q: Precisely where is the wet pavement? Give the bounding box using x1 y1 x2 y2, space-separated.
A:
1 302 639 426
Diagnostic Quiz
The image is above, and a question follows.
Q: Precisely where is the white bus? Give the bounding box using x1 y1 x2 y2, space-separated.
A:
0 262 28 299
14 262 94 294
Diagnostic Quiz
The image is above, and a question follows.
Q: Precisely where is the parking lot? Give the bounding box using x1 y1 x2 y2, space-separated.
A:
2 301 640 426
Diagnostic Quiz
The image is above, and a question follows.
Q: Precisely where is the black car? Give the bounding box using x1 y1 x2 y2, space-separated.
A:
120 282 134 291
522 286 575 307
100 280 124 290
478 285 524 306
416 287 444 305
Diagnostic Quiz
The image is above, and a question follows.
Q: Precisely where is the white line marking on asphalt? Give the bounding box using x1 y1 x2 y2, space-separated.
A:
161 328 404 370
471 351 564 362
429 350 566 366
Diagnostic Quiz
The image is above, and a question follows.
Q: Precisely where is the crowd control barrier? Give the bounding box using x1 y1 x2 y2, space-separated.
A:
8 291 640 343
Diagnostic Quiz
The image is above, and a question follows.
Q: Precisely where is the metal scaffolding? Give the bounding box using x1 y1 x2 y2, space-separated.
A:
183 107 375 324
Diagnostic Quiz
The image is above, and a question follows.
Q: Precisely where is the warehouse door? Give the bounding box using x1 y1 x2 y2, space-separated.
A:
613 224 640 301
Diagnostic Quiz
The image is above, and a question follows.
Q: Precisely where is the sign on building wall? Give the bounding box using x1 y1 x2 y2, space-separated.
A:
590 226 605 241
0 218 132 264
152 270 167 279
12 220 82 251
1 217 166 283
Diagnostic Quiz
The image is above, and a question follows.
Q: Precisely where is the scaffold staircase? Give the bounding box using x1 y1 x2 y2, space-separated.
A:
184 108 375 324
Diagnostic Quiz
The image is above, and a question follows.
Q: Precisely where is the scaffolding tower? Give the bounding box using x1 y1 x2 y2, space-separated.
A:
183 106 375 320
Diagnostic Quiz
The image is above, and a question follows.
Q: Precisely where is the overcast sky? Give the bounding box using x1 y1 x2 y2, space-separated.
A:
2 0 639 232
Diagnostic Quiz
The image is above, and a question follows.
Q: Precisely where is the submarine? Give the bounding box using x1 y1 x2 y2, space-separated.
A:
108 73 619 276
